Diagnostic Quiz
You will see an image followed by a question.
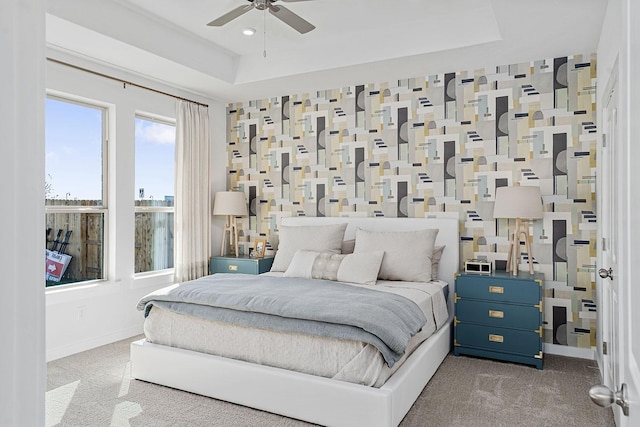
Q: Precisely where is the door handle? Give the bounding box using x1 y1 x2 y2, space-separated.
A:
589 383 629 416
598 267 613 280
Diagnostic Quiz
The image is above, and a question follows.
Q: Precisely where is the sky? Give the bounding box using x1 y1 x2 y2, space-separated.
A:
134 117 176 202
45 98 175 202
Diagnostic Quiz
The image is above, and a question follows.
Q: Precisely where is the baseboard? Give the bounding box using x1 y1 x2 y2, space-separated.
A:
544 343 595 360
46 325 143 362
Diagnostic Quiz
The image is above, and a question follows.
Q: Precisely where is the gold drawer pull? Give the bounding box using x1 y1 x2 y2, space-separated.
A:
228 265 238 271
489 334 504 343
489 286 504 294
489 310 504 319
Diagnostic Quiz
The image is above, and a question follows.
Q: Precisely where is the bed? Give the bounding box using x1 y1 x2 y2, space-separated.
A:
131 217 459 427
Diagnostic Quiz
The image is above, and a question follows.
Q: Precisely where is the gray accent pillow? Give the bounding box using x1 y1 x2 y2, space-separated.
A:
283 250 384 286
270 223 347 272
341 239 356 254
353 228 439 282
431 245 445 280
311 252 344 281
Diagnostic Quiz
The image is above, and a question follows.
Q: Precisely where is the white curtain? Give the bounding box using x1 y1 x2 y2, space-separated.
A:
175 100 211 282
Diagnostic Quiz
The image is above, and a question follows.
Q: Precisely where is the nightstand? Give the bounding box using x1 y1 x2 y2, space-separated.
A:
454 270 544 369
210 256 274 275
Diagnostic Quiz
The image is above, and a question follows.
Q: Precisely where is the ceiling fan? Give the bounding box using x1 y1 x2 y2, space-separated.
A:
207 0 316 34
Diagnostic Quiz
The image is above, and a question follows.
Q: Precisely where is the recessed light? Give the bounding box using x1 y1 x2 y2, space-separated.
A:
242 28 256 36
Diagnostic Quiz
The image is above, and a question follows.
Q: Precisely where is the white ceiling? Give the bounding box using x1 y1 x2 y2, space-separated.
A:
46 0 608 103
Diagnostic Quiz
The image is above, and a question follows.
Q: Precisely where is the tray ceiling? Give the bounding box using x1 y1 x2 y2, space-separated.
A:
46 0 607 102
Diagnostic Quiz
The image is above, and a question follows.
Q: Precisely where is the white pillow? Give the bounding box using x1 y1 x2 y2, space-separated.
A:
281 250 319 278
270 223 347 272
283 250 384 286
353 228 439 282
336 251 384 286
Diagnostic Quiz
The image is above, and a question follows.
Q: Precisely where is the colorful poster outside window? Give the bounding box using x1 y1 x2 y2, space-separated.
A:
46 249 71 282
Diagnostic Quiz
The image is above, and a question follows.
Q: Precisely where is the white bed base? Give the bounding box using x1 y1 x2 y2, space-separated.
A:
131 322 450 427
130 217 459 427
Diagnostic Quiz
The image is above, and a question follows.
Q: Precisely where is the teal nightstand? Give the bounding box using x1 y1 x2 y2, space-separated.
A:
454 270 544 369
210 256 274 275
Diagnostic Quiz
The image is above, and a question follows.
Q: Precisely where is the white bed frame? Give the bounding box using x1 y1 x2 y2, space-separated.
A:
131 217 459 427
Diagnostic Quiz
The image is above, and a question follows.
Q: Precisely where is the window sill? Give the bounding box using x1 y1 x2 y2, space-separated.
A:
132 269 174 290
46 279 119 306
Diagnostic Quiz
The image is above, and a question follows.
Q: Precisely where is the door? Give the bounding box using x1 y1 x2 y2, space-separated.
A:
624 0 640 422
593 67 624 422
591 10 640 419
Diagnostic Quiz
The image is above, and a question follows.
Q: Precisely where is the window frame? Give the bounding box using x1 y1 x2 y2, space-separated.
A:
133 113 176 276
45 94 109 286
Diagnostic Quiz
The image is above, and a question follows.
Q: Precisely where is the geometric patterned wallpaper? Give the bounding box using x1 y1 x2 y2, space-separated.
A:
225 53 598 350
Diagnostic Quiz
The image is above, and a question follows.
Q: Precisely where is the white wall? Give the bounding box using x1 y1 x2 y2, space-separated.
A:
45 52 227 361
0 0 46 425
597 0 621 101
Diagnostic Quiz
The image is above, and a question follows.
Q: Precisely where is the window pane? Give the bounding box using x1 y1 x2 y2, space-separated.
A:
45 97 106 287
135 118 175 204
135 117 175 273
135 209 174 273
46 212 104 287
45 98 104 205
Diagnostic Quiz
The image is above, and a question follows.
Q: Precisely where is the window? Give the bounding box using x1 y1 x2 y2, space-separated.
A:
134 116 176 274
45 96 107 287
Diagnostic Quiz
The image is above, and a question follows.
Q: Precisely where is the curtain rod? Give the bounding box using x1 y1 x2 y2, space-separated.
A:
47 57 209 108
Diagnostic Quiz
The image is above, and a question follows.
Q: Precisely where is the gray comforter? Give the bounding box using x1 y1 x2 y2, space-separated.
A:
137 274 428 367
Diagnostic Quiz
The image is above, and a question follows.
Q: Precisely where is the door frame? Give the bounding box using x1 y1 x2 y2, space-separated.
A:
621 0 640 425
594 1 640 424
597 64 618 400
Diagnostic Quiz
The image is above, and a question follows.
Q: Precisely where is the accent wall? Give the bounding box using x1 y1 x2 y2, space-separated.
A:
225 53 597 350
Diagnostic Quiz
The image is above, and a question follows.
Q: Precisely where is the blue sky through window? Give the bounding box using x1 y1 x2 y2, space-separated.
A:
45 97 103 201
135 117 175 202
45 98 176 202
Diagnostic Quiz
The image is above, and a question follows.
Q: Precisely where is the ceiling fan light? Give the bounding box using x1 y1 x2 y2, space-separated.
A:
242 27 256 36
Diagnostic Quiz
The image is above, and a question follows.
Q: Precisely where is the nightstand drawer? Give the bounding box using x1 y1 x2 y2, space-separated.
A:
456 275 540 304
210 256 274 275
455 323 541 358
455 299 541 330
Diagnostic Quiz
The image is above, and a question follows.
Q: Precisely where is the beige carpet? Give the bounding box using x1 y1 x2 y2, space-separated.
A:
47 336 614 426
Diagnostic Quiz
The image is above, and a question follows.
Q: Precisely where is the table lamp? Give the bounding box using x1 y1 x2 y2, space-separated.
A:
213 191 248 257
493 185 543 275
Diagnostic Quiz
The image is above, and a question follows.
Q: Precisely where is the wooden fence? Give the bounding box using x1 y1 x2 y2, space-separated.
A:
46 200 103 285
134 200 174 273
46 199 173 286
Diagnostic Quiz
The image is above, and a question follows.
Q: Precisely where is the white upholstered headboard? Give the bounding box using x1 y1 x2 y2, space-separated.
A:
281 217 460 316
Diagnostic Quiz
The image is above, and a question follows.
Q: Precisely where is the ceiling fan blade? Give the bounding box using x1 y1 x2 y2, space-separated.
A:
207 4 254 27
268 4 315 34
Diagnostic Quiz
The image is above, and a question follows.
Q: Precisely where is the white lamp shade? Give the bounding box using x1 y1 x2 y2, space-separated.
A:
493 186 543 219
213 191 248 216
